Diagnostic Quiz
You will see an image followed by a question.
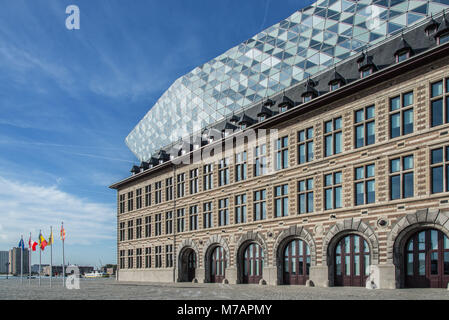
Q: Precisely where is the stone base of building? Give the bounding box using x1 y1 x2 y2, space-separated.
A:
309 266 329 287
118 269 174 282
366 264 396 289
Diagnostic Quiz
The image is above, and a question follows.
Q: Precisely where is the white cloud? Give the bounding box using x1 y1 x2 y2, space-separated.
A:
0 176 115 247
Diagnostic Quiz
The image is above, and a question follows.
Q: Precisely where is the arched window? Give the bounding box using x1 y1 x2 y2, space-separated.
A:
405 229 449 288
210 246 226 283
242 243 264 284
283 239 310 285
334 234 370 287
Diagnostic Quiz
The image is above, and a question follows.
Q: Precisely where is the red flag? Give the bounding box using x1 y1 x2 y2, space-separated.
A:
31 241 38 251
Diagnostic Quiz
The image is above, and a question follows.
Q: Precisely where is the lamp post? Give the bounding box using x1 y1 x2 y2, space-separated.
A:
5 262 10 279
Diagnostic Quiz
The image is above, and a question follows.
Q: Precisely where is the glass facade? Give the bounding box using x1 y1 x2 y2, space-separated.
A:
125 0 449 161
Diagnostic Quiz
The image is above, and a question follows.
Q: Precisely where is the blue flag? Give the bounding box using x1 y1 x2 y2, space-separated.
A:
18 238 24 250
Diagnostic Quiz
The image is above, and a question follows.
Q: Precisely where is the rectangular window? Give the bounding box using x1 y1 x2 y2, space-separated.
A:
431 146 449 194
254 189 267 221
203 164 214 190
119 250 125 269
145 216 151 238
165 211 173 234
119 194 125 214
119 222 125 241
390 155 414 200
298 127 314 164
274 184 289 217
354 164 375 205
127 220 134 240
136 218 142 239
127 191 134 212
154 181 162 204
189 205 198 231
203 202 213 229
430 79 449 127
145 247 151 268
235 194 247 224
218 158 230 186
218 198 229 226
136 248 143 268
275 136 289 170
145 185 151 207
389 91 414 138
235 151 247 182
177 173 185 198
165 178 173 201
354 105 375 148
155 246 162 268
166 245 173 268
254 144 267 177
127 249 134 269
298 178 314 214
177 208 185 233
189 169 199 194
324 117 342 157
324 171 342 210
136 188 142 209
155 213 162 236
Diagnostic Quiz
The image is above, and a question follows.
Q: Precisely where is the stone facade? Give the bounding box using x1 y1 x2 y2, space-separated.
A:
111 53 449 289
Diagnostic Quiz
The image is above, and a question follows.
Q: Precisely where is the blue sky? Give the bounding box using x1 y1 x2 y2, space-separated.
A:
0 0 312 267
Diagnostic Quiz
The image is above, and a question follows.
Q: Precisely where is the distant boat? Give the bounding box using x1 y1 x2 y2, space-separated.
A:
83 271 106 278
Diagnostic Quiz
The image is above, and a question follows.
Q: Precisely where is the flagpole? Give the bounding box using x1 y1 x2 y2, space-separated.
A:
62 222 65 288
29 232 31 286
39 229 41 287
20 235 23 285
50 226 52 288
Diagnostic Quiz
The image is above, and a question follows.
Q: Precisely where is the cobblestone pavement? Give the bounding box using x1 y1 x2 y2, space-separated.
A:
1 278 448 300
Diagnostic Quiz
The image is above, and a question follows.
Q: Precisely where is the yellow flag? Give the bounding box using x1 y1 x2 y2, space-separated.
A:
48 231 54 246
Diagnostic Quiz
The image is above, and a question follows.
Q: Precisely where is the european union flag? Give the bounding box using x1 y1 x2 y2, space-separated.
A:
18 238 24 250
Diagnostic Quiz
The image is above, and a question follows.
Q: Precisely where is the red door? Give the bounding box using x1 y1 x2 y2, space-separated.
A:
283 239 310 285
243 243 264 284
405 229 449 288
210 246 226 283
334 235 370 287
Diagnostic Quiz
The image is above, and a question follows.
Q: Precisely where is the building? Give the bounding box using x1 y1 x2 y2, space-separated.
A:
42 265 64 276
110 0 449 289
31 264 49 275
8 248 29 276
0 251 8 274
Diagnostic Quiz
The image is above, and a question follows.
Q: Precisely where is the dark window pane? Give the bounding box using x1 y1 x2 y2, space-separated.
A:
325 189 332 210
307 192 314 212
367 180 375 204
334 117 342 130
334 187 342 208
403 109 413 135
432 166 443 194
403 172 414 198
307 141 314 161
356 182 364 205
325 135 332 156
391 175 400 200
403 92 413 107
366 164 375 178
355 109 364 123
355 167 364 180
390 113 400 138
432 81 443 97
335 132 342 154
390 96 400 111
431 148 443 164
299 144 305 164
431 98 443 127
325 121 332 133
355 124 364 148
403 156 413 170
366 121 375 145
366 106 375 119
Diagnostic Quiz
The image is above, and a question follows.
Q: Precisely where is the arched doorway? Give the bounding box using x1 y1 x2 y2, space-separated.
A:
404 229 449 288
242 243 264 284
334 234 370 287
283 239 310 285
210 246 226 283
179 248 196 282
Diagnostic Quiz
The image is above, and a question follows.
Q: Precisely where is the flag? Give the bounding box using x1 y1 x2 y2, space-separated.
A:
48 230 54 246
60 224 66 241
39 233 47 251
18 238 24 250
31 241 38 251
